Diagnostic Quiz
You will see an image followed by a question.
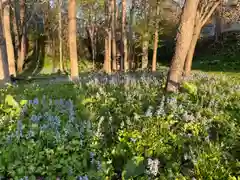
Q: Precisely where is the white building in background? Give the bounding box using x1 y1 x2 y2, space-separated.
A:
201 0 240 37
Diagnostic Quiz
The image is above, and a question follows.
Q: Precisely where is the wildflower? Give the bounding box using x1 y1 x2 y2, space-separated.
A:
145 106 154 117
96 160 101 171
30 114 41 123
130 138 137 143
16 120 23 138
33 97 39 105
147 158 159 176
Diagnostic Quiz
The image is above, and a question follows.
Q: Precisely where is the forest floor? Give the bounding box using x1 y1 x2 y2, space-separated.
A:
0 56 239 179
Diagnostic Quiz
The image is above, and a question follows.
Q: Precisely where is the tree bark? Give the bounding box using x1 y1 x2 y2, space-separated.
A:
17 0 26 73
166 0 199 92
129 0 135 70
142 32 149 69
111 0 117 71
3 2 16 77
183 1 220 77
184 23 201 77
104 0 111 73
121 0 128 71
68 0 79 81
0 0 9 82
152 0 160 72
58 0 63 72
142 0 149 70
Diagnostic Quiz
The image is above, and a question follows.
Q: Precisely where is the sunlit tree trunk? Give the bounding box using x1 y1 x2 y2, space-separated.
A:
184 1 220 77
17 0 26 73
142 0 149 70
166 0 199 92
3 2 16 77
0 0 9 82
184 16 201 77
152 0 160 72
122 0 128 71
58 0 63 72
111 0 117 71
104 0 111 73
68 0 79 81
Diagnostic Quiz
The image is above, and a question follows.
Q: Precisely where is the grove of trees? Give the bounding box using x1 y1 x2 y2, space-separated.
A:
0 0 238 91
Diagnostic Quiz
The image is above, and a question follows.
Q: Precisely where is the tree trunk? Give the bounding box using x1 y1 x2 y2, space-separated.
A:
166 0 199 92
104 0 111 73
3 2 16 77
17 0 26 73
111 0 117 71
58 0 63 72
214 4 222 42
152 0 160 72
0 0 9 82
183 2 220 77
68 0 79 81
184 23 201 77
121 0 128 71
142 0 149 70
108 1 112 73
12 3 20 59
142 32 149 69
129 0 135 70
104 36 109 72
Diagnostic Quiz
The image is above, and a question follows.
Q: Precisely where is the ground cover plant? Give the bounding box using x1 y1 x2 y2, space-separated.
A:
0 71 239 180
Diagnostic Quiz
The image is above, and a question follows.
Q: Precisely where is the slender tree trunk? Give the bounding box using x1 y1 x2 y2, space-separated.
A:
122 0 128 72
0 0 9 82
104 36 109 72
12 4 20 59
17 0 26 73
108 1 112 73
58 0 63 72
183 2 220 77
152 0 160 72
104 0 111 73
184 23 201 77
142 0 149 70
142 32 149 69
166 0 199 92
3 2 16 76
68 0 79 80
111 0 117 71
214 4 222 42
129 0 135 70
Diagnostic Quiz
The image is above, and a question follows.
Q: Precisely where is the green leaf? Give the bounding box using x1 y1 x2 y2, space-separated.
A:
20 99 28 106
182 82 197 95
122 156 145 179
5 94 19 108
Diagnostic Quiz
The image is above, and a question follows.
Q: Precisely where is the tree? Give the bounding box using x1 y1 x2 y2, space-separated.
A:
0 0 9 82
104 0 111 73
142 0 149 70
111 0 117 71
68 0 79 80
122 0 128 71
17 0 27 73
152 0 160 72
184 0 220 77
3 0 16 77
166 0 200 92
128 0 135 70
58 0 63 72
